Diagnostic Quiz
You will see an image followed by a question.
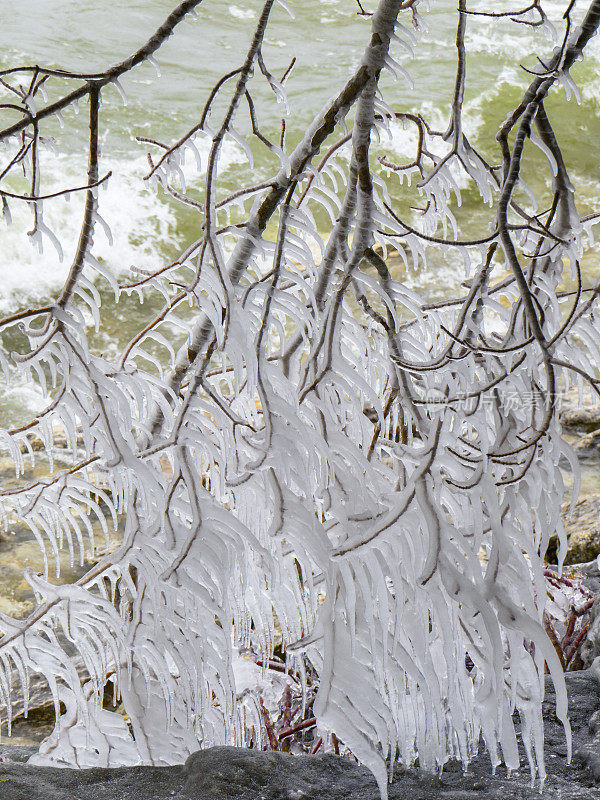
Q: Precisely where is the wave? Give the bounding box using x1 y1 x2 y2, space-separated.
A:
0 136 244 312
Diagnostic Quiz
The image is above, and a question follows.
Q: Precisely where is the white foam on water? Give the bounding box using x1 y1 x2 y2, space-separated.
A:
383 98 484 195
464 0 600 65
228 5 256 21
0 131 244 421
0 136 244 312
0 154 173 310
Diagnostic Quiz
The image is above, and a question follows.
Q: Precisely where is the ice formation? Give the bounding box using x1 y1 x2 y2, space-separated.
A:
1 1 600 798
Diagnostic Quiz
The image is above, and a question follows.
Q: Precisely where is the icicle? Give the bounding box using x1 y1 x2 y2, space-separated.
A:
112 78 127 106
147 55 161 78
275 0 294 18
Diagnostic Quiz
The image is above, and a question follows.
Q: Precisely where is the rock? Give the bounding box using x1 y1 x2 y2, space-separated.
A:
0 760 185 800
575 429 600 458
571 559 600 595
562 498 600 564
0 745 38 764
560 388 600 432
582 599 600 666
182 747 378 799
555 669 600 787
0 670 599 799
575 660 600 781
546 498 600 565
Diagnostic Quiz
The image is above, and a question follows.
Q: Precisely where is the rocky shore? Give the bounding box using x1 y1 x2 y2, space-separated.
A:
1 666 600 799
550 387 600 565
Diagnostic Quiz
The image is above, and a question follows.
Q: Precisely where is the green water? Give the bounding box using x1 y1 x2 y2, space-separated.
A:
0 0 599 425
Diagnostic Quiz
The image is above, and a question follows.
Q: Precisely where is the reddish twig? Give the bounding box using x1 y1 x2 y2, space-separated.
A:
259 697 279 750
565 624 590 669
277 716 317 741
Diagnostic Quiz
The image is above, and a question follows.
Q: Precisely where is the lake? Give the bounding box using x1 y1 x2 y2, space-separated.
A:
0 0 599 427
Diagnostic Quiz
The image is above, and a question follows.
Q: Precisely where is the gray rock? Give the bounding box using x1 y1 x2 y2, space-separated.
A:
559 389 600 432
546 498 600 564
0 745 38 764
568 559 600 595
582 600 600 666
575 429 600 458
0 760 185 800
182 748 377 799
0 670 599 800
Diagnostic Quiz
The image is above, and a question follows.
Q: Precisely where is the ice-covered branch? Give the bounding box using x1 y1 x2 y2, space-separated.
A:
1 1 600 797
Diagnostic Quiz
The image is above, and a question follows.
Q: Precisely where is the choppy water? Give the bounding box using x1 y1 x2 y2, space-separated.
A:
0 0 599 426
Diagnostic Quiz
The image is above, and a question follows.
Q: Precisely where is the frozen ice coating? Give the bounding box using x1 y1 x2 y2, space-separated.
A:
1 0 600 798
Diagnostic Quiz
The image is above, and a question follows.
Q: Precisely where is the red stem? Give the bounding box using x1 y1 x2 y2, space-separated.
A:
565 623 590 669
562 611 576 648
259 697 279 750
277 717 317 741
331 732 340 755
